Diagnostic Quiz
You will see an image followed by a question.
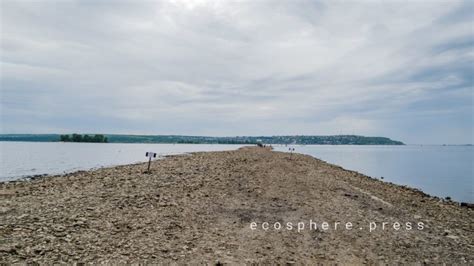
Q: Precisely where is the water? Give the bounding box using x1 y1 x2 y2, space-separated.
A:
1 142 472 203
274 145 473 203
0 142 242 181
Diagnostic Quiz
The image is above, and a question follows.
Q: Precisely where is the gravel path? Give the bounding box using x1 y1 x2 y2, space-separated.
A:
1 147 472 263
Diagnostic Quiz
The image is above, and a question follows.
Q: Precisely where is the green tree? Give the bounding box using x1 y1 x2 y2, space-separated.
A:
83 135 92 142
72 134 82 142
92 134 101 142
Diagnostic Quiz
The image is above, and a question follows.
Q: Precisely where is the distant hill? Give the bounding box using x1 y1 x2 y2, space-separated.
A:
0 134 404 145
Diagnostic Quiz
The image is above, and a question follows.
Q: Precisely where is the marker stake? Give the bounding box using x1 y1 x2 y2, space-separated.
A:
145 152 157 172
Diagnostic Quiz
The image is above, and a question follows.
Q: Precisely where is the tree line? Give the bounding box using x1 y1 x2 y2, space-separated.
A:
59 134 108 143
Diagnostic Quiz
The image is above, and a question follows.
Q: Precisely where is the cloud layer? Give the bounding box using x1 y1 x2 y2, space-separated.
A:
1 0 473 144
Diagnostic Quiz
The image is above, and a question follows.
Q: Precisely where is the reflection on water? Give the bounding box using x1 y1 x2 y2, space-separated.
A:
274 145 473 203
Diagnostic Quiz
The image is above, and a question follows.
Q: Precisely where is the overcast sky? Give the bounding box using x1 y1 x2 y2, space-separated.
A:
1 0 472 144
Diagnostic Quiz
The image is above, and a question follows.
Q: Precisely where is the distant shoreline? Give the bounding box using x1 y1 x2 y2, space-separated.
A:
3 141 472 146
0 134 404 145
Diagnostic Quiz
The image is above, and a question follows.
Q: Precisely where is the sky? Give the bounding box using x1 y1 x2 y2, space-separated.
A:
0 0 473 144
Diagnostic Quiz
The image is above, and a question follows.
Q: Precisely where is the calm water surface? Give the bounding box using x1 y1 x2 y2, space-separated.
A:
274 145 473 203
0 142 242 181
1 142 472 203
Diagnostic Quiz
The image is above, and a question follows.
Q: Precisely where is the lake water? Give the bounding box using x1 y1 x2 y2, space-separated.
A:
0 142 242 181
274 145 473 203
1 142 472 203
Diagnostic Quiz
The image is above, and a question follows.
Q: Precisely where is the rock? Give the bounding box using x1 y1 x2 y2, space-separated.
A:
0 207 11 214
1 146 473 264
17 214 29 219
460 202 474 209
0 246 15 253
53 225 65 232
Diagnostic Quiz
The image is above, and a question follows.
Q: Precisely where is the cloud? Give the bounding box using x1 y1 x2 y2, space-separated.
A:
0 0 472 144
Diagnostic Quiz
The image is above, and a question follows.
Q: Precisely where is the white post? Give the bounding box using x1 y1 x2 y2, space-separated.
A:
145 152 156 172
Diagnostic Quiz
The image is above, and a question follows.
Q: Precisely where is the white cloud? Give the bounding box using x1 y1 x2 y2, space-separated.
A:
0 0 472 143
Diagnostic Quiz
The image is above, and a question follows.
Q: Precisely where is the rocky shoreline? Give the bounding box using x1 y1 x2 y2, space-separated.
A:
1 147 472 263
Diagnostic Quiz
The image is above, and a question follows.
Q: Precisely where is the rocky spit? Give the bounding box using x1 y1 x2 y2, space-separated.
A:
1 147 472 264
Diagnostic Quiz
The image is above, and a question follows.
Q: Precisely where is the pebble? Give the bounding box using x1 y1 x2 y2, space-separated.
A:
0 147 472 264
